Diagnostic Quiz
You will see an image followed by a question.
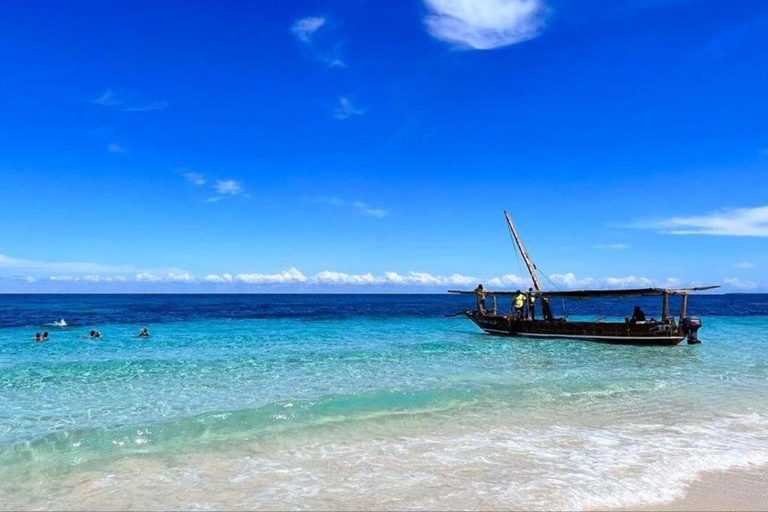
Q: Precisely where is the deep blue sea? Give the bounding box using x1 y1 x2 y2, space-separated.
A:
1 294 767 510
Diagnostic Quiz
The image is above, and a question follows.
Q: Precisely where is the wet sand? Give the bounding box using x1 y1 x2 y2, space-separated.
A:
619 465 768 511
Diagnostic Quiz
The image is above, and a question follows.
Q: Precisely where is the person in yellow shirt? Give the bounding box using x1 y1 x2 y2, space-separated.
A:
527 287 536 320
513 290 525 320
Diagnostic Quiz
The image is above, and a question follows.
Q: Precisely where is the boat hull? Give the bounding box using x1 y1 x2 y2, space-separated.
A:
468 313 685 345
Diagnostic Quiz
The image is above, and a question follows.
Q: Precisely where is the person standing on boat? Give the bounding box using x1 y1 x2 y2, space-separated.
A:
474 284 487 314
513 290 526 320
527 288 537 320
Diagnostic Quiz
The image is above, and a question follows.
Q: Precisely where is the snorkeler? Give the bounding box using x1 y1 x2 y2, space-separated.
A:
138 327 150 338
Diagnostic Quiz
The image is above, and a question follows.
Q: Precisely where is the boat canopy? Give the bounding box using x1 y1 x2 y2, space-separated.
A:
448 286 720 299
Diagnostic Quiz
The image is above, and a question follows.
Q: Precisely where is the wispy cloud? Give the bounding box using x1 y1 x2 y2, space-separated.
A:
321 197 389 218
422 0 549 50
107 143 124 153
332 97 365 120
291 16 345 68
723 278 759 291
203 179 246 203
177 171 245 202
214 179 243 195
92 88 122 106
734 262 755 269
0 254 139 274
123 101 169 112
633 205 768 237
291 16 326 42
353 201 389 218
91 88 168 112
179 171 207 186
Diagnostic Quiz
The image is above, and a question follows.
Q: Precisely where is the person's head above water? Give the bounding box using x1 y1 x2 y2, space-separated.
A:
90 330 96 336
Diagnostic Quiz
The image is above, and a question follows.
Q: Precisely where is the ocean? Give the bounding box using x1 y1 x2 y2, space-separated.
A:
1 293 767 510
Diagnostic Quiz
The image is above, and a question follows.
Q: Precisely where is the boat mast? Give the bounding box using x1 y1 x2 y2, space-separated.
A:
503 210 542 292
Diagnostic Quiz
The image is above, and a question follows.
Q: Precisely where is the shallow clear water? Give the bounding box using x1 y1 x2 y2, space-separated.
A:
1 294 767 510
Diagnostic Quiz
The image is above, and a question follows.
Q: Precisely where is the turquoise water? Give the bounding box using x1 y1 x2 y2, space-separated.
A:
1 295 768 509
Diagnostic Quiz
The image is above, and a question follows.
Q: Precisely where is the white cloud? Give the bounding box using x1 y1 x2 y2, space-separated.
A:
486 273 527 287
0 256 713 291
49 275 78 282
107 143 124 153
636 205 768 237
322 197 389 219
205 273 234 283
291 16 326 42
315 270 379 285
214 180 243 195
291 16 345 68
92 88 122 106
236 268 309 284
603 276 653 288
135 273 164 283
332 97 365 120
422 0 548 50
548 273 597 289
734 262 755 268
353 201 389 218
180 171 207 186
181 171 205 185
723 278 759 291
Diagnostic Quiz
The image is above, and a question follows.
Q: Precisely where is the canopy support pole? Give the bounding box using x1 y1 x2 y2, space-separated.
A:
662 292 669 322
680 293 688 321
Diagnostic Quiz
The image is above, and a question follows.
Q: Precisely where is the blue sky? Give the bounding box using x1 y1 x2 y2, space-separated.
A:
1 0 767 292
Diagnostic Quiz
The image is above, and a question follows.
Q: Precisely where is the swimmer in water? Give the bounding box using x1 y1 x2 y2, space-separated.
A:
33 332 42 342
138 327 150 338
89 330 102 339
41 331 49 341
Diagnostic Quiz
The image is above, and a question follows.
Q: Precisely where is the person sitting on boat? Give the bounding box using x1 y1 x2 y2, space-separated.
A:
474 284 487 314
138 327 150 338
513 290 526 320
527 288 537 320
630 306 646 324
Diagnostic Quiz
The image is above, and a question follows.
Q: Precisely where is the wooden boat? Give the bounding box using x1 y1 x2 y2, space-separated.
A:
448 212 718 345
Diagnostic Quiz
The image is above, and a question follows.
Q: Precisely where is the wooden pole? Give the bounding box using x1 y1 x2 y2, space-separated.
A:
503 211 542 292
662 292 669 322
680 293 688 321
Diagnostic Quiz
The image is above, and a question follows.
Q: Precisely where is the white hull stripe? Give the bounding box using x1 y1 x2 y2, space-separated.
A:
483 329 684 341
